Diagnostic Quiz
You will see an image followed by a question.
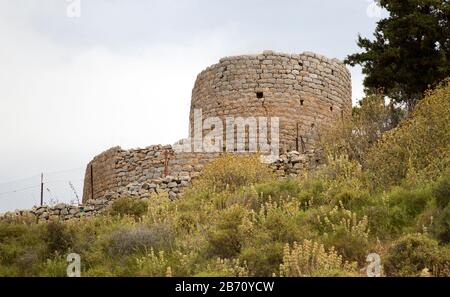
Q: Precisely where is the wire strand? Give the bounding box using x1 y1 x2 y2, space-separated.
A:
0 174 40 186
0 167 84 185
0 185 41 196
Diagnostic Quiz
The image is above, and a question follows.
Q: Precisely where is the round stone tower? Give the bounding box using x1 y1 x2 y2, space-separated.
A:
190 51 352 153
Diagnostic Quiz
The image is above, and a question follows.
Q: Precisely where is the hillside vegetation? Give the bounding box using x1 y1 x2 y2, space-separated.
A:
0 81 449 277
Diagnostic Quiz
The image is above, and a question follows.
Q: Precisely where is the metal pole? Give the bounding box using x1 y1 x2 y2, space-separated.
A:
90 164 94 200
164 150 170 177
40 173 44 206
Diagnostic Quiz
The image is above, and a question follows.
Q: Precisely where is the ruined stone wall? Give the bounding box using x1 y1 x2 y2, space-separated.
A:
1 149 322 222
82 146 121 203
81 145 225 203
190 51 352 152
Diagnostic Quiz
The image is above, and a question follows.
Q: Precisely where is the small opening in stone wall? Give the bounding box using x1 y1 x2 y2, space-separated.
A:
332 70 335 75
298 62 303 67
300 99 304 106
311 123 315 128
330 106 333 112
256 92 264 99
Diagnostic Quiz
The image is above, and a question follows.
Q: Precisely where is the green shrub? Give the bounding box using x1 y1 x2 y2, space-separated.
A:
45 221 73 254
109 197 148 220
191 154 273 193
107 224 174 256
195 258 249 277
258 204 300 243
0 223 24 239
207 206 247 258
320 94 398 166
384 234 450 276
363 201 392 238
221 189 260 211
297 178 327 208
255 178 302 205
279 240 357 276
365 81 450 188
240 242 283 276
323 227 370 265
333 187 371 211
429 204 450 244
38 256 67 277
314 205 370 264
14 249 41 275
387 187 431 233
433 172 450 209
136 249 171 277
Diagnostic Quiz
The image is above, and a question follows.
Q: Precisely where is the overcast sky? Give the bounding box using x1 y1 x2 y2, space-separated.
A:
0 0 385 212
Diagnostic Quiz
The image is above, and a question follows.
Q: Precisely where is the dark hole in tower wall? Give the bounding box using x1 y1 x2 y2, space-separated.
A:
256 92 264 99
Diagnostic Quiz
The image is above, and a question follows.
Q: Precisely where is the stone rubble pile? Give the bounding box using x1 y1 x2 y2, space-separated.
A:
0 176 193 222
0 199 107 222
270 150 323 177
115 175 192 201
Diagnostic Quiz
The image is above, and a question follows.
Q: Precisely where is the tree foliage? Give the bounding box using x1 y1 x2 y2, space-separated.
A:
345 0 450 108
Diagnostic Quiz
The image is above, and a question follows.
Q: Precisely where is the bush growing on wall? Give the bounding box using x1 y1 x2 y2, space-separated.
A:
191 154 273 193
109 197 148 220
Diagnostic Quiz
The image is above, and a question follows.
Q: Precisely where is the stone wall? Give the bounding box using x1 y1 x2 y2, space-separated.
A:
82 146 122 203
190 51 352 152
0 150 321 222
0 175 194 222
81 144 224 203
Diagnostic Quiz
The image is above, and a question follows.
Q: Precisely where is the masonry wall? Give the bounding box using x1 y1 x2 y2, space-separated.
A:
82 146 121 203
1 149 321 222
190 51 352 152
81 145 223 203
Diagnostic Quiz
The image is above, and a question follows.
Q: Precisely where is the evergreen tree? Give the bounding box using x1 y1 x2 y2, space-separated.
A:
345 0 450 109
